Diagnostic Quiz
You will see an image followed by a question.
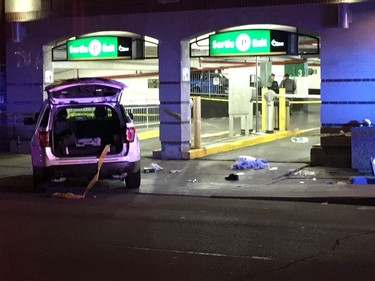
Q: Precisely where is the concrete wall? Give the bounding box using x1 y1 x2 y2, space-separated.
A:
320 3 375 126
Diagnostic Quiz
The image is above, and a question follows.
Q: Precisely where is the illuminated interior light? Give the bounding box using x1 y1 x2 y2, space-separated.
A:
5 0 41 13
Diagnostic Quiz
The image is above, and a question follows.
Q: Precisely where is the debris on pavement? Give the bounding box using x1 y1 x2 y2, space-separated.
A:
225 173 239 181
293 170 316 177
144 167 156 173
144 163 164 173
291 137 309 143
52 144 110 200
351 176 375 184
337 181 348 185
150 163 163 171
231 155 269 170
170 169 181 173
52 192 84 199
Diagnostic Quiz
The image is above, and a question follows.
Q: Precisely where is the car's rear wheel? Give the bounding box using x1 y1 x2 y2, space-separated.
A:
32 167 48 193
125 169 141 189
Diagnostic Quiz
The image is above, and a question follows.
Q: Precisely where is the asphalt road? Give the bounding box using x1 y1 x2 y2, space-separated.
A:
1 193 375 281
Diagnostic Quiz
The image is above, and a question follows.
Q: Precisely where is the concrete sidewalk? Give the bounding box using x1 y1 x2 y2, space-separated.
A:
0 152 374 205
139 158 375 205
131 116 375 205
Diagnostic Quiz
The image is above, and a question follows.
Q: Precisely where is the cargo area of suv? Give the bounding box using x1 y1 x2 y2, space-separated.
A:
52 106 123 157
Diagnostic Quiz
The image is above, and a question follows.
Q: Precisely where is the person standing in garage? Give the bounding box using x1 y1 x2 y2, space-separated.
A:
269 73 279 94
280 74 296 94
280 74 297 113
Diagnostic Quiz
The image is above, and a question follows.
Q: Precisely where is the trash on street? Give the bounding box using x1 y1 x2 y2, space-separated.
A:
231 155 269 170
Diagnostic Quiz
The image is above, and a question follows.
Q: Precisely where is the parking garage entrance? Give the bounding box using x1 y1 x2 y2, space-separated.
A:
188 25 321 158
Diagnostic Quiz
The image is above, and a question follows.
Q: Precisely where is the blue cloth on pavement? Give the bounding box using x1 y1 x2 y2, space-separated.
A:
231 155 269 170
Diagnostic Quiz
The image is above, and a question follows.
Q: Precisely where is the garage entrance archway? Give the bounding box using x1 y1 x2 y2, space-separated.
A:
187 24 321 161
44 31 159 105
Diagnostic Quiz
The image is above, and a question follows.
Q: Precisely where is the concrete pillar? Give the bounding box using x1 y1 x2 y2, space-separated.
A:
6 28 43 152
157 39 191 159
0 0 7 151
0 0 5 104
43 45 53 99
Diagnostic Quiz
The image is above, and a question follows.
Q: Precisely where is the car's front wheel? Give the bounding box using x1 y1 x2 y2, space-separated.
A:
125 169 141 189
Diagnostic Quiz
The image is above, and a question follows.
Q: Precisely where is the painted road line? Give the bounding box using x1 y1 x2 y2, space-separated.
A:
137 129 159 140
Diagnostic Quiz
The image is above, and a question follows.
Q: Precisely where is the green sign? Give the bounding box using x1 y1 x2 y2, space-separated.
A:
67 36 132 60
285 62 308 77
209 30 288 56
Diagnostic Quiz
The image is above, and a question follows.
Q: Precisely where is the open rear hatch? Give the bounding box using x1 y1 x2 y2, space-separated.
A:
46 78 125 105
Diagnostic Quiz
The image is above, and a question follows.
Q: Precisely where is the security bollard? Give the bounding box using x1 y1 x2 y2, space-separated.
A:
278 88 286 131
285 100 290 130
264 90 276 133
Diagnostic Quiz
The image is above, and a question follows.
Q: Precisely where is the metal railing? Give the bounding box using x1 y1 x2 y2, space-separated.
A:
125 104 160 128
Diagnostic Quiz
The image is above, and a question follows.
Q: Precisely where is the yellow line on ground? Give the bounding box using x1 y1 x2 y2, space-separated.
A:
200 97 228 102
137 130 159 140
138 129 232 140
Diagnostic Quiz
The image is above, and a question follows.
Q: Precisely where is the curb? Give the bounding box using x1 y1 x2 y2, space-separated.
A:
210 195 375 206
188 129 304 159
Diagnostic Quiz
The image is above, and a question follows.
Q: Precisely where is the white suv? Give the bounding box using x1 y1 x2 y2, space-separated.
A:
24 78 141 192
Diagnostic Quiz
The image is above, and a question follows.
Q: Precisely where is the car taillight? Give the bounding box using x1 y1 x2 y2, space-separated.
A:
126 127 136 142
36 131 49 147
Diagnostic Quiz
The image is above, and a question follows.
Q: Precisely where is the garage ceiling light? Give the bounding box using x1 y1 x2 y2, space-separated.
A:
5 0 41 13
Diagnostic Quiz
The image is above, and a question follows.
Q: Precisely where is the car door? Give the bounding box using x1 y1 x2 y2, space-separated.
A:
30 104 51 167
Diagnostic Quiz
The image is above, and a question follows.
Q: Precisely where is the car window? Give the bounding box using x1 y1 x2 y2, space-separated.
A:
120 105 132 123
39 106 50 128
